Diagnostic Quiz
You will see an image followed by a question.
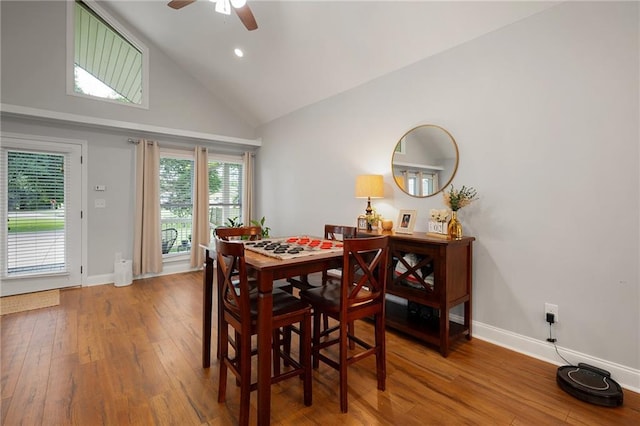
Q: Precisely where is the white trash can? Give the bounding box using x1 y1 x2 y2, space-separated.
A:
114 259 133 287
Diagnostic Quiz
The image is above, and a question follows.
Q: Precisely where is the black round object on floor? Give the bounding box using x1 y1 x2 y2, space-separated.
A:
557 363 623 407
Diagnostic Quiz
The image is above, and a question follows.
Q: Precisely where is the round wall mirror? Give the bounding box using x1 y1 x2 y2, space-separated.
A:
391 124 459 198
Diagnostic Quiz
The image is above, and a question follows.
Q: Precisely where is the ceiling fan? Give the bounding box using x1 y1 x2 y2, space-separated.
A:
168 0 258 31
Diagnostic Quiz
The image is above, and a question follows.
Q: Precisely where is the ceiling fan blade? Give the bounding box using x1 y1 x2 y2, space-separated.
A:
168 0 196 10
234 4 258 31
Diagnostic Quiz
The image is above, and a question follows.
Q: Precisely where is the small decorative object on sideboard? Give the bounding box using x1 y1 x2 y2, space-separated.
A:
443 185 478 240
427 209 449 239
357 215 368 231
396 209 417 234
366 209 382 231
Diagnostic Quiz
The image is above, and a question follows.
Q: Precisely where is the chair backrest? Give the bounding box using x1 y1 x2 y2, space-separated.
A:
324 224 357 241
161 228 178 254
341 236 389 311
215 226 262 241
322 225 358 283
216 238 251 322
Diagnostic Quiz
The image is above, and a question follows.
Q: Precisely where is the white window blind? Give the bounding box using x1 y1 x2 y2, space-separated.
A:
159 151 194 255
208 156 244 227
3 150 68 276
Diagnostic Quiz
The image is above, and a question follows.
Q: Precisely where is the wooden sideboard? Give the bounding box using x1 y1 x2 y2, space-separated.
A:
358 230 475 357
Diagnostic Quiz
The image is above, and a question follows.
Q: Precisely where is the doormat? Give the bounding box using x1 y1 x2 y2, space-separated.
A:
0 289 60 315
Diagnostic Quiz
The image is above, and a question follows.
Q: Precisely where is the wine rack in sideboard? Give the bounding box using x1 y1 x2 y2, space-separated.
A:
359 231 475 357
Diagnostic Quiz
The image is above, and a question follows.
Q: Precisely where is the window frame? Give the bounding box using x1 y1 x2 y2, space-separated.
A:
156 149 247 260
208 153 245 228
66 0 149 109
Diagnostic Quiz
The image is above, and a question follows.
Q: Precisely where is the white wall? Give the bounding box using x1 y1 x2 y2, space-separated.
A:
1 117 138 279
0 115 249 281
257 1 640 386
0 0 256 140
0 1 258 280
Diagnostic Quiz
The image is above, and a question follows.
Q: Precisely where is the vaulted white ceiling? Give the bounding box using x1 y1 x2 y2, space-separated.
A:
103 1 559 127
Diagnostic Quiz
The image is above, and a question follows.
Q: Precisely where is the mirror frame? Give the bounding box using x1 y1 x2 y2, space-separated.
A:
391 124 459 198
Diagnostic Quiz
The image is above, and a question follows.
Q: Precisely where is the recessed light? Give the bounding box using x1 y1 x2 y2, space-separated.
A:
234 48 244 58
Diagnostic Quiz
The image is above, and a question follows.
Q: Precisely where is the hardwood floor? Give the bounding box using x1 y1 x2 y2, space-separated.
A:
2 271 639 425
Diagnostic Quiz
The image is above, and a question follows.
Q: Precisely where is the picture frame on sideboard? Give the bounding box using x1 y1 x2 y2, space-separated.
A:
396 209 417 234
357 215 369 231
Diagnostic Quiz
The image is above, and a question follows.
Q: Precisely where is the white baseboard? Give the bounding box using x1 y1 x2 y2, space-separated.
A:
471 319 640 394
86 261 199 287
86 273 113 286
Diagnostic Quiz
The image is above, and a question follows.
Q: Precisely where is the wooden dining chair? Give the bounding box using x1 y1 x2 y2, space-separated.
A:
216 238 312 425
214 225 262 241
299 235 388 413
213 226 261 359
288 225 357 333
289 224 358 291
321 224 358 283
213 225 292 360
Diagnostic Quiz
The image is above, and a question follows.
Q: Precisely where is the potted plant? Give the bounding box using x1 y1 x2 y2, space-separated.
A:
250 216 271 238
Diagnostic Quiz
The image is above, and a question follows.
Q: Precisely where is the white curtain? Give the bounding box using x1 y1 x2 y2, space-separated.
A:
242 151 254 225
133 139 162 275
190 146 210 268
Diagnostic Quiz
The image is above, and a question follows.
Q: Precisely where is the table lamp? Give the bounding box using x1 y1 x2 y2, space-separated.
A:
355 174 384 216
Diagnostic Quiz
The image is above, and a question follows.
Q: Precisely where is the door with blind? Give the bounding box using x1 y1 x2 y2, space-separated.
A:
1 135 83 296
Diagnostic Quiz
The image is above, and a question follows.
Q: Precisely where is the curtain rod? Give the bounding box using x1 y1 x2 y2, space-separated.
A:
128 138 153 146
128 138 255 155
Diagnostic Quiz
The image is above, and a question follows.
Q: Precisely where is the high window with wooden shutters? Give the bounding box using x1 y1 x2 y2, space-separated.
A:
68 0 149 108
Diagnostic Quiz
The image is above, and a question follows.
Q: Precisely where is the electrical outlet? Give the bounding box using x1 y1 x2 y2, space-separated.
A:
545 303 558 323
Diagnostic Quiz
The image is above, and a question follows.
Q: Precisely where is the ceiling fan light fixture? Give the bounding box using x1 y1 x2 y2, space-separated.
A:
171 0 257 31
214 0 231 15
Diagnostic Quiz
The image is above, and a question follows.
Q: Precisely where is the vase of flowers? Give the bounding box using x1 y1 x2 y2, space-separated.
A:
443 185 478 239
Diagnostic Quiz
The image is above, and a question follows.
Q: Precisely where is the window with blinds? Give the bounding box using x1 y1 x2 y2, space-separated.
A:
208 156 244 228
72 0 147 106
4 150 68 275
159 152 194 255
158 151 245 256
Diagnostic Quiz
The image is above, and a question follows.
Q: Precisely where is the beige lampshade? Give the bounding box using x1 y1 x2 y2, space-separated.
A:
355 174 384 199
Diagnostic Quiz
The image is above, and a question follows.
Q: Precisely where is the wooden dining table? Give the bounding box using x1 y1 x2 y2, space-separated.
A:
202 239 343 425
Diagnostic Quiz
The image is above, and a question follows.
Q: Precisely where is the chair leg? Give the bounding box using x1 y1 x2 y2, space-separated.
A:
217 322 229 403
312 309 322 369
238 328 252 426
216 287 223 360
283 326 292 367
375 313 386 391
234 330 242 386
339 320 349 413
273 329 281 376
348 321 355 350
302 313 312 406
